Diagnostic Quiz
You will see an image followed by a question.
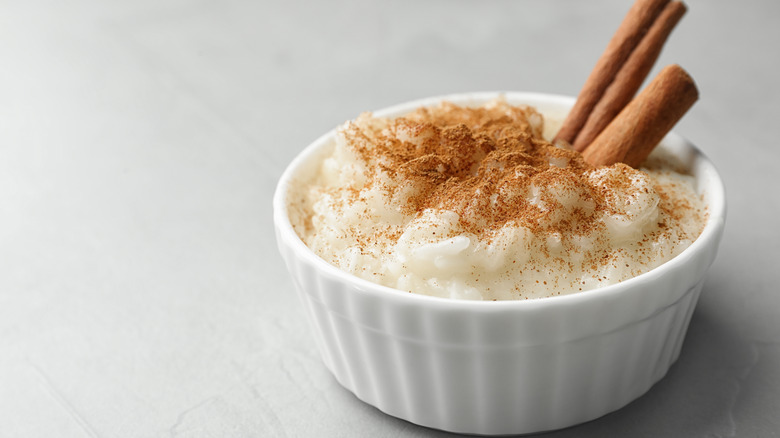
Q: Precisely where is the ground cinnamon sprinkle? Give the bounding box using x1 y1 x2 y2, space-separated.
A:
294 99 707 300
350 102 613 240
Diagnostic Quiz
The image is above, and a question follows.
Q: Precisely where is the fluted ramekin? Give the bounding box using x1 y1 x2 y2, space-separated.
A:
273 92 726 435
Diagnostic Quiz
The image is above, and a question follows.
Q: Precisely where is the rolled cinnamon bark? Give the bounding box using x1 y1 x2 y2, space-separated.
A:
582 64 698 168
554 0 670 146
573 1 687 151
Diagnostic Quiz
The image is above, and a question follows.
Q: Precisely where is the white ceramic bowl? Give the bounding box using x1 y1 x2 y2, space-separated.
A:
273 92 726 435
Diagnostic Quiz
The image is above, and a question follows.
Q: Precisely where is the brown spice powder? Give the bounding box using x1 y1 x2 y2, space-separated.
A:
349 102 611 240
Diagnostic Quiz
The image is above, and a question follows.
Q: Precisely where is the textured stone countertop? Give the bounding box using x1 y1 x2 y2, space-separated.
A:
1 1 778 436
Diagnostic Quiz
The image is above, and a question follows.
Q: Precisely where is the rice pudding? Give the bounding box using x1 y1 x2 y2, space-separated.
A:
288 99 706 300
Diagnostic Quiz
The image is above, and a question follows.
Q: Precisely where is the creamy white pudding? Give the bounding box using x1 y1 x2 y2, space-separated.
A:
288 99 706 300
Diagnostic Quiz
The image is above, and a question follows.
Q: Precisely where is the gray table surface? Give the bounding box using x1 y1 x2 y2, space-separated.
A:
1 0 778 436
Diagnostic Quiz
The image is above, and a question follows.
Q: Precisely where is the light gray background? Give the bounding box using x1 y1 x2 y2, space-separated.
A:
1 1 778 437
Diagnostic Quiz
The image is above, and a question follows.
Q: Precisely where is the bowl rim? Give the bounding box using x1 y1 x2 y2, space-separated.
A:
273 91 727 311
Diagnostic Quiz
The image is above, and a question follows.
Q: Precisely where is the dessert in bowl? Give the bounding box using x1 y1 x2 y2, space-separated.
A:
273 92 726 435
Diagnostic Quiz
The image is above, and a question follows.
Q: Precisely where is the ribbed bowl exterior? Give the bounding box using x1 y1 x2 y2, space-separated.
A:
273 92 726 435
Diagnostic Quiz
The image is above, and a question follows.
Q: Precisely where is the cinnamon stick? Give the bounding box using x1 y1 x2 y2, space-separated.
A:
554 0 669 146
582 64 698 168
573 1 687 151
